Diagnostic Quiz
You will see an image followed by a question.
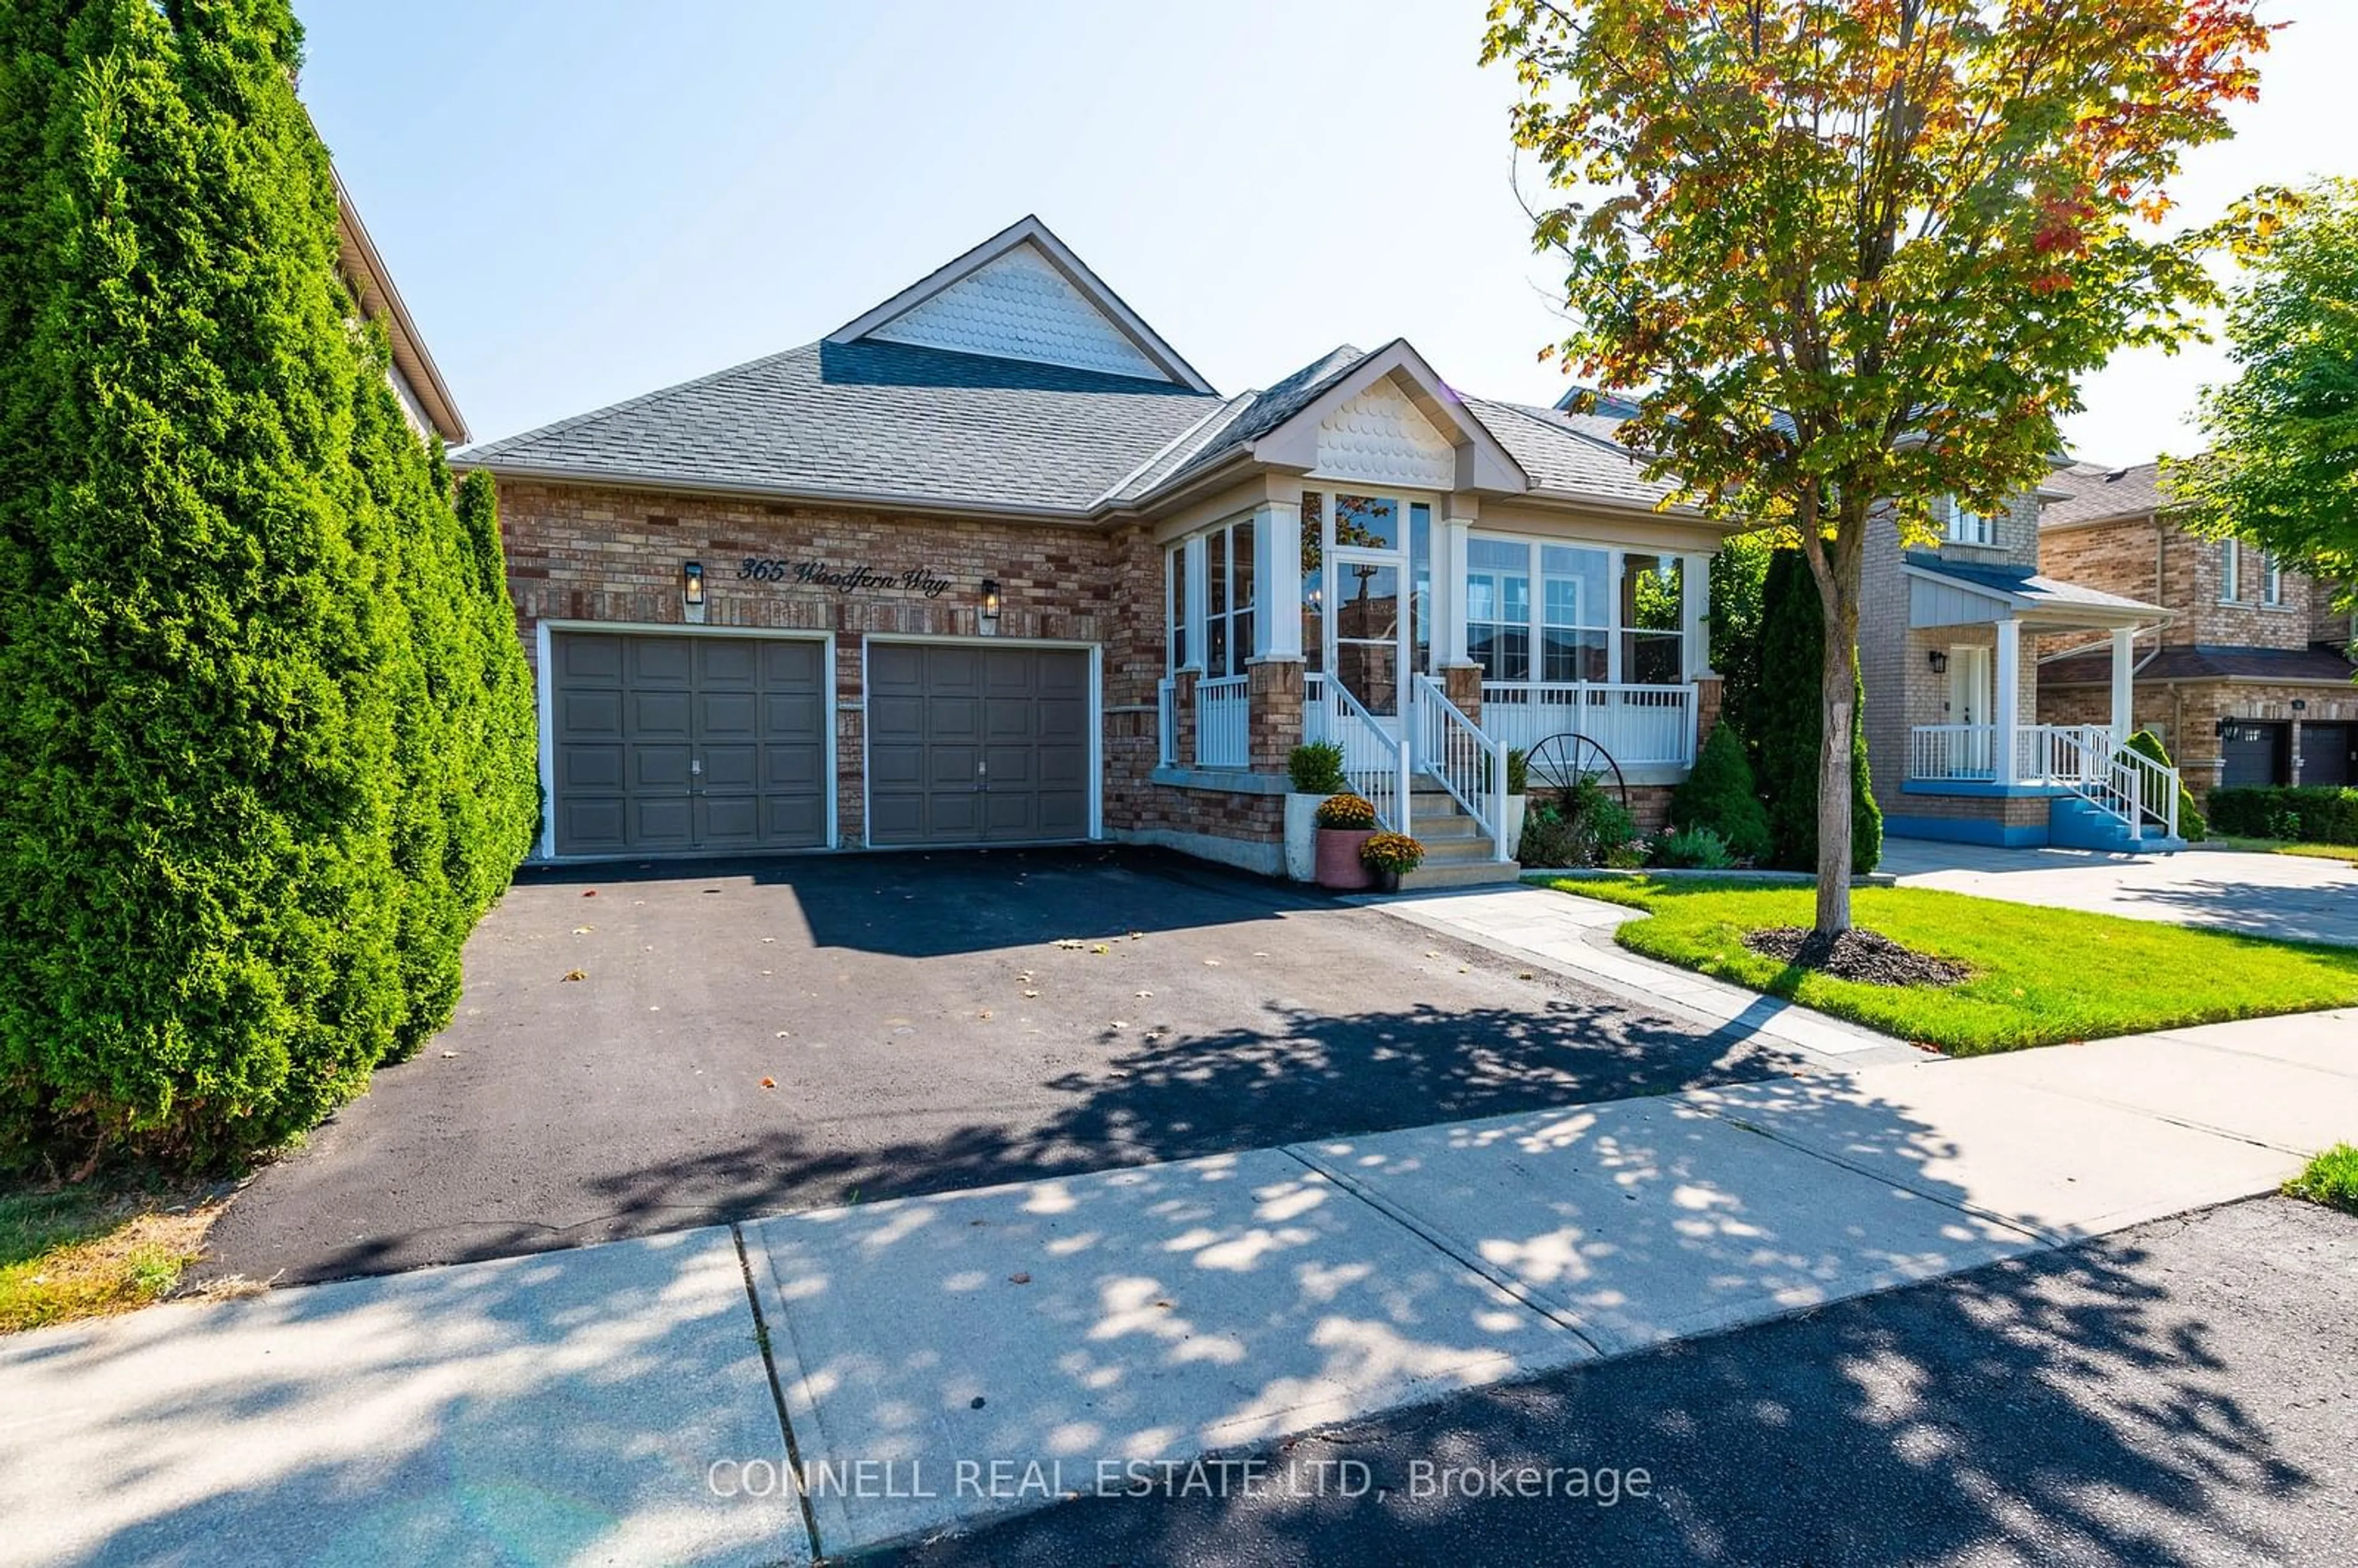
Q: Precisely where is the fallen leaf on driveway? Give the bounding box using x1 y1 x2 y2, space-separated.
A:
761 937 777 944
1023 990 1040 998
776 1031 791 1038
582 890 596 898
1054 939 1086 950
760 1077 776 1089
573 926 594 935
1110 1020 1127 1030
562 969 587 982
1091 943 1111 955
1135 990 1152 999
1008 1272 1031 1285
440 1050 457 1058
1203 958 1221 967
1517 971 1535 980
978 1009 993 1020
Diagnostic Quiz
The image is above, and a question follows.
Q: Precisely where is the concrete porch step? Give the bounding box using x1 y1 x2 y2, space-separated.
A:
1396 858 1526 891
2048 794 2185 855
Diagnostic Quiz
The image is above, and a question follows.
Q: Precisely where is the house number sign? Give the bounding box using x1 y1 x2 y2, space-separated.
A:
736 558 955 599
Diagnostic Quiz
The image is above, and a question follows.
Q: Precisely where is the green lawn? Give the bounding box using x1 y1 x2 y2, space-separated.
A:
1544 876 2358 1054
2284 1144 2358 1216
2210 836 2358 866
1 1178 220 1333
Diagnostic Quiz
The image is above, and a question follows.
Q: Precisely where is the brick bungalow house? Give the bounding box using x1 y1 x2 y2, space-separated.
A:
452 217 1733 880
334 169 467 447
2035 460 2357 798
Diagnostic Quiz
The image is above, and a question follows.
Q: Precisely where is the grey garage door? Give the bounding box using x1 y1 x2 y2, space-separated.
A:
867 644 1090 846
551 632 827 856
2219 719 2289 790
2301 723 2354 787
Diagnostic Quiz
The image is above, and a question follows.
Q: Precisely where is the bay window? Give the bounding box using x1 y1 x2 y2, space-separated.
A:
1541 545 1611 681
1466 538 1531 681
1468 537 1688 686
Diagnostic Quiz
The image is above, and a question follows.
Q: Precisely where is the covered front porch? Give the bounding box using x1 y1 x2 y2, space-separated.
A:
1893 556 2181 848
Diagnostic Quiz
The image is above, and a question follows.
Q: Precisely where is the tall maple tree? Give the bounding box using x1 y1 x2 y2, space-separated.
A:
1484 0 2273 933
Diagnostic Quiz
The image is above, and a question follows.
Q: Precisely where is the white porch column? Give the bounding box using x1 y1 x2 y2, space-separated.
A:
1436 514 1473 666
1255 500 1302 658
1994 615 2021 785
1682 551 1714 678
1181 534 1208 672
2109 625 2136 745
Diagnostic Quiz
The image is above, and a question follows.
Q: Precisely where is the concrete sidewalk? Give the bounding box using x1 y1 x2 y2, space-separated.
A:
4 1011 2350 1566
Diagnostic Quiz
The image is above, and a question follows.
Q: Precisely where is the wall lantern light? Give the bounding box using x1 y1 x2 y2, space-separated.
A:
2214 717 2229 738
979 579 1003 624
1926 649 1949 676
2292 699 2308 712
682 560 707 624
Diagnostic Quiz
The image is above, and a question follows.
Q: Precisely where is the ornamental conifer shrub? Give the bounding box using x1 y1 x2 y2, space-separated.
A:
1754 550 1881 875
0 0 537 1171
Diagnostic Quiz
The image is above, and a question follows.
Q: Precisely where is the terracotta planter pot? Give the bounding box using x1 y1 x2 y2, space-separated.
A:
1315 828 1376 889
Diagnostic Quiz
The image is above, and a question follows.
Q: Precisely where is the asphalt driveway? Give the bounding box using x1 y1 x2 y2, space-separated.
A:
1881 839 2358 946
203 848 1780 1286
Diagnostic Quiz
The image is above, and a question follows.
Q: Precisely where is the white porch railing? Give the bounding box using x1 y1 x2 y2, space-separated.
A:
1194 675 1249 769
1477 681 1698 767
1329 678 1412 836
1157 677 1176 766
1302 672 1329 747
1412 675 1509 860
1909 723 2179 843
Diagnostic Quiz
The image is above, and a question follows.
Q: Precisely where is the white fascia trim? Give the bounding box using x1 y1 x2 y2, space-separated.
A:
1902 561 2165 627
1243 340 1531 494
823 215 1215 395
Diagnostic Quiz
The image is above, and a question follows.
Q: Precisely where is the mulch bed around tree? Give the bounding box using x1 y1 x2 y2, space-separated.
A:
1741 925 1970 987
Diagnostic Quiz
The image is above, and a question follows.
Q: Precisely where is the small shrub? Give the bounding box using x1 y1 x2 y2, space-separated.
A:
1670 724 1772 861
1288 742 1347 795
1506 748 1529 796
1315 793 1377 830
2283 1143 2358 1216
2123 729 2205 840
1361 833 1426 874
1650 825 1735 869
1516 776 1638 867
2208 786 2358 846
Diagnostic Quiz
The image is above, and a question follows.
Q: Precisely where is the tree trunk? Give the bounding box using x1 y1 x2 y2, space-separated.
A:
1814 611 1856 935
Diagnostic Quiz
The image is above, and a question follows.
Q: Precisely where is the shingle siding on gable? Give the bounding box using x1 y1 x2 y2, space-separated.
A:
866 244 1170 384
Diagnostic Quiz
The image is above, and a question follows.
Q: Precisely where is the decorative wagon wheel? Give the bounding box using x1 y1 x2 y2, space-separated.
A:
1522 732 1628 812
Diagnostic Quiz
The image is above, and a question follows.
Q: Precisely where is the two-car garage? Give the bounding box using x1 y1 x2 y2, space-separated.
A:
545 629 1094 858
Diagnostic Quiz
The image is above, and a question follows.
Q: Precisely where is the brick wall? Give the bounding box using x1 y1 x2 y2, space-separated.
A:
494 476 1261 853
2038 513 2326 655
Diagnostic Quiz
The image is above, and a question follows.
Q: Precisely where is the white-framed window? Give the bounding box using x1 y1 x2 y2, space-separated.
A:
1468 535 1684 686
2263 551 2284 607
1937 495 1998 548
2221 539 2241 603
1164 543 1188 672
1203 516 1257 678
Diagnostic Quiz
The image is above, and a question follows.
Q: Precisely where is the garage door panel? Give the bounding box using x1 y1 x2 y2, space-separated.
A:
2300 724 2352 788
982 744 1036 788
2221 721 2288 789
1037 790 1088 837
928 697 982 742
926 747 982 789
629 638 695 686
558 743 625 791
983 699 1036 740
553 631 828 856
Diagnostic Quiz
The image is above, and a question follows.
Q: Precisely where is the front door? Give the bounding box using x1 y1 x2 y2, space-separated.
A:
1948 643 1994 774
1321 493 1415 723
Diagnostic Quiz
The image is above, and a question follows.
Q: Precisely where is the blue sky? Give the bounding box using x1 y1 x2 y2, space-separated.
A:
302 0 2354 467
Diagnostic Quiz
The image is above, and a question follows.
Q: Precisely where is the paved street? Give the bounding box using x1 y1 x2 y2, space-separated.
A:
1880 839 2358 947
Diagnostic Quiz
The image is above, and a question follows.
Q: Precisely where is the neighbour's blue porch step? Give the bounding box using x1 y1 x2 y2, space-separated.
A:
2047 794 2185 855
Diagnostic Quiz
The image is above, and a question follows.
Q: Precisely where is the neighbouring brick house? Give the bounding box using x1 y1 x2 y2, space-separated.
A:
2034 460 2357 799
453 218 1733 880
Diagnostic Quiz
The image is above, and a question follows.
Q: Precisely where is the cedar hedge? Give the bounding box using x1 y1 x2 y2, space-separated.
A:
2206 786 2358 845
1753 549 1881 874
0 0 537 1173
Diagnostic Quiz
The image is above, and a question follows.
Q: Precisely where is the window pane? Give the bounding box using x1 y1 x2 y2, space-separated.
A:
1334 494 1398 550
1411 505 1430 675
1498 627 1531 682
1169 546 1187 669
1543 628 1608 683
1622 554 1682 632
1207 615 1228 677
1469 538 1527 572
1233 519 1256 610
1624 631 1683 685
1541 545 1610 629
1300 495 1325 671
1336 639 1399 716
1209 530 1229 617
1233 609 1255 670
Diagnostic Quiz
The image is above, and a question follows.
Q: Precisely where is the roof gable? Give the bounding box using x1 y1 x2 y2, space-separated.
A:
827 216 1213 394
1243 341 1529 495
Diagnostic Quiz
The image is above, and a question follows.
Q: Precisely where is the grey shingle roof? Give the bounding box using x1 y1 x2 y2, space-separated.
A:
1468 398 1680 508
2042 642 2358 685
2042 460 2170 527
457 339 1217 515
1906 554 2163 615
1141 346 1370 492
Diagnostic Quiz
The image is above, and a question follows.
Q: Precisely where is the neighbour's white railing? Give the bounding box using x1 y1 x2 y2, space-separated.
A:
1194 675 1249 770
1477 681 1698 767
1908 723 2180 843
1156 677 1176 767
1412 675 1509 860
1908 723 1999 781
1302 671 1329 747
1329 678 1411 837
